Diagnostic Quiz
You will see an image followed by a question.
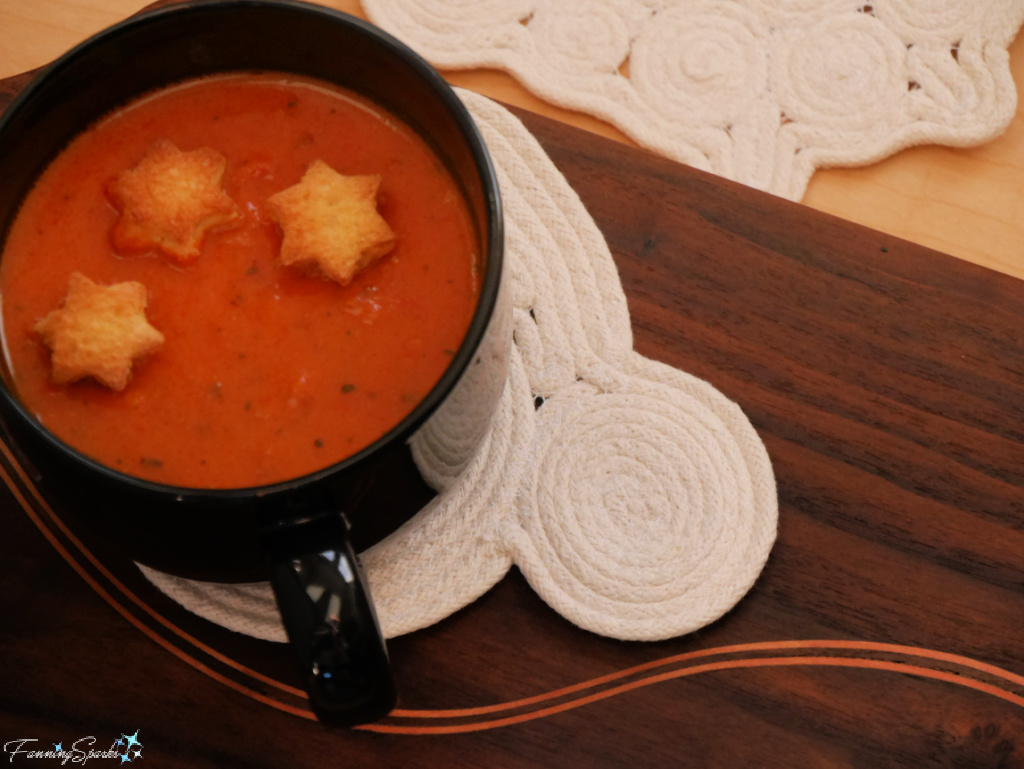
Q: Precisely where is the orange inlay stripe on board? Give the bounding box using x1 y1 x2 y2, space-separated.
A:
364 656 1024 735
0 459 315 721
0 439 308 701
393 639 1024 719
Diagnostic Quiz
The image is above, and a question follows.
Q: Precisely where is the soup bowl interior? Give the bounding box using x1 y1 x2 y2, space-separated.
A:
0 0 506 581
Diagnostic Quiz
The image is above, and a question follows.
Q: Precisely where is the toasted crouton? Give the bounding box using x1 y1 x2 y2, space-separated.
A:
108 139 240 262
265 160 395 285
35 272 165 391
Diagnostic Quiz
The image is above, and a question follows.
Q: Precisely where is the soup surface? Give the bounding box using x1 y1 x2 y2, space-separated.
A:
0 73 480 488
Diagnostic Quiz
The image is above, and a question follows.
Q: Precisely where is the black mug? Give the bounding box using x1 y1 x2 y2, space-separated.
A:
0 0 508 727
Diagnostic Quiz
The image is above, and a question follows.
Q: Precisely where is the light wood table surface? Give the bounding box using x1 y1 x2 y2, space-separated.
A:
2 0 1024 282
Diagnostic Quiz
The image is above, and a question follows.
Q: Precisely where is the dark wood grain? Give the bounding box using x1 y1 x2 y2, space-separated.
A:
1 59 1023 768
0 69 39 114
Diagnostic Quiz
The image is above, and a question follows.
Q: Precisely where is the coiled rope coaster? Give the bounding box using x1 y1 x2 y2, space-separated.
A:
140 90 778 643
362 0 1024 200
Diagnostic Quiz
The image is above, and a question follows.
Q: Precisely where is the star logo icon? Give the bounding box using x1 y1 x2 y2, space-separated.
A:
53 743 62 752
115 731 143 763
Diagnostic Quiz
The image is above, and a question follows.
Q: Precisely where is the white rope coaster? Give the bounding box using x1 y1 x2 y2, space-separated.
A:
140 90 778 643
362 0 1024 200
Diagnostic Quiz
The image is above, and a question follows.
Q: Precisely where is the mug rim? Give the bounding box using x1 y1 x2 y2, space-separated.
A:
0 0 505 501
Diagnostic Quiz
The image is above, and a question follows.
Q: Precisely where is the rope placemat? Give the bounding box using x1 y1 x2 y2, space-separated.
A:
362 0 1024 200
140 90 778 643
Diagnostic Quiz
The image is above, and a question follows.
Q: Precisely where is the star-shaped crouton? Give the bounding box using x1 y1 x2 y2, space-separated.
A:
35 272 165 391
108 139 241 262
265 160 396 285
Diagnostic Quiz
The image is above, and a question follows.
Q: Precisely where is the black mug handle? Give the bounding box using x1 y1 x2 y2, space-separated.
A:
262 511 396 726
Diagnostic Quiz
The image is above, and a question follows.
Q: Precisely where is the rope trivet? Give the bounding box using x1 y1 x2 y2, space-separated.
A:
362 0 1024 200
140 90 778 643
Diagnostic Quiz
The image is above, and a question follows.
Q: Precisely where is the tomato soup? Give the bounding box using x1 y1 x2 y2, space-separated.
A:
0 73 480 488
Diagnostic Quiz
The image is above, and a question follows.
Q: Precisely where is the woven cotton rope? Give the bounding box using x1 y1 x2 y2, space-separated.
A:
140 90 778 643
361 0 1024 200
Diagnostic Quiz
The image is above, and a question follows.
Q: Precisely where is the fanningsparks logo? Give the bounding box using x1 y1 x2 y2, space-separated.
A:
3 731 143 764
